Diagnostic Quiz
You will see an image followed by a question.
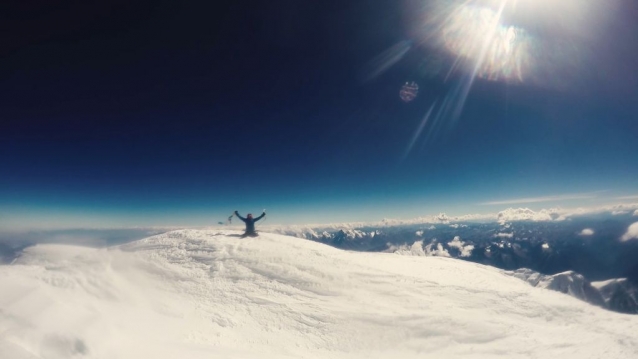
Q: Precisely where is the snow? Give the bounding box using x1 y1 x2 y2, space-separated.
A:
591 278 626 290
1 229 638 358
509 270 587 299
591 278 638 313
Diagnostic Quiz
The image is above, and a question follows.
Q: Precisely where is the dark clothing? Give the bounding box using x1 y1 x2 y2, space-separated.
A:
235 211 265 236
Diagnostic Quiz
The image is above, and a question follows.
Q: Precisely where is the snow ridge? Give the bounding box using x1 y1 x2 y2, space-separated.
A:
1 229 637 358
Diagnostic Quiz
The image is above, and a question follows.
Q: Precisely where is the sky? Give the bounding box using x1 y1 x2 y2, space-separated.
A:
1 0 638 229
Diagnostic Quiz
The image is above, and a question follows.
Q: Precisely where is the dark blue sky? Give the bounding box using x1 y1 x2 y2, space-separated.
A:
1 0 637 228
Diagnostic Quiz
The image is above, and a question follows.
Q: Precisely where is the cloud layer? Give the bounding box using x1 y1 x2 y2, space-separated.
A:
481 192 601 206
265 202 638 233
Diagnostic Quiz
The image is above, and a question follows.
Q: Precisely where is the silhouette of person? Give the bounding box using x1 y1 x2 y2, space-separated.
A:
234 210 266 237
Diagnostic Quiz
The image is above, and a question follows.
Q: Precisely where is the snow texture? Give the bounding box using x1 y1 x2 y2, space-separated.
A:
507 269 605 307
1 230 638 359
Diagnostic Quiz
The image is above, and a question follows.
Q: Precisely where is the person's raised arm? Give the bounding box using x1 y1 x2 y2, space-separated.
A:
234 211 247 221
254 212 266 222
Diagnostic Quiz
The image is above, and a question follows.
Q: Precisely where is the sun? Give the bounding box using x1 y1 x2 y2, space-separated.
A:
410 0 611 85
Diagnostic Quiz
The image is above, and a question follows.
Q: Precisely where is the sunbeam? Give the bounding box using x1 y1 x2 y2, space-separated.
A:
400 0 618 154
403 101 438 160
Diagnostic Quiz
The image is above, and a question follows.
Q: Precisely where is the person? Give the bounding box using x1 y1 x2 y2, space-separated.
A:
234 210 266 237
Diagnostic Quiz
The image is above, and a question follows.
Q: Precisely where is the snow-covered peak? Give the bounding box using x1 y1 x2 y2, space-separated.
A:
592 278 638 314
507 269 605 306
1 230 637 358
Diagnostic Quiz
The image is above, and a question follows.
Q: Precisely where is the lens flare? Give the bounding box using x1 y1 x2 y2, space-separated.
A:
440 3 528 83
399 81 420 102
411 0 613 87
403 101 437 160
398 0 616 157
361 40 412 82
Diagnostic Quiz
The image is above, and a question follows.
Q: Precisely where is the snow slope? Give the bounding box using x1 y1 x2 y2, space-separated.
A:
1 230 637 358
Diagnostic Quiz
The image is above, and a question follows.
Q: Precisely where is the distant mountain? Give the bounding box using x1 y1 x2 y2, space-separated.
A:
507 269 607 308
505 269 638 315
281 227 385 251
593 278 638 314
274 216 638 315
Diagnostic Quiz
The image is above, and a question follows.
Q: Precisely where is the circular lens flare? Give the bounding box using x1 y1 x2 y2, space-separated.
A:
400 81 420 102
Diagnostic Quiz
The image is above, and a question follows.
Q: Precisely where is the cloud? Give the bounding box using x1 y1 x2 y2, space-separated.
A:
392 241 452 257
424 242 451 257
496 208 562 224
495 232 514 238
480 192 602 206
621 222 638 242
267 201 638 232
379 213 455 226
454 213 497 222
392 240 427 256
447 236 474 257
579 228 594 236
598 203 638 214
376 213 495 227
612 211 629 216
617 195 638 200
435 213 450 224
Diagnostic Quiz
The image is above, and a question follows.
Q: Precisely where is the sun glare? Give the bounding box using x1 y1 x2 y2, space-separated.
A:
440 2 529 83
398 0 615 154
413 0 611 86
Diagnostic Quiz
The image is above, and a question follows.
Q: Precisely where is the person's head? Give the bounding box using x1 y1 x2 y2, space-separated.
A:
247 213 253 219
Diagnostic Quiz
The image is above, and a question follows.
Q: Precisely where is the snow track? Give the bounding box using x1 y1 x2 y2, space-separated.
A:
1 229 637 358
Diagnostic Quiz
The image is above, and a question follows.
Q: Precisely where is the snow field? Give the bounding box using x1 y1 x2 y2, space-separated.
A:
1 229 637 358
